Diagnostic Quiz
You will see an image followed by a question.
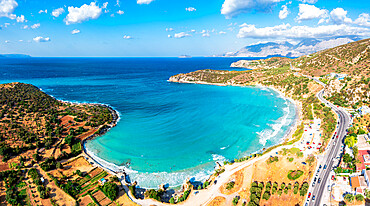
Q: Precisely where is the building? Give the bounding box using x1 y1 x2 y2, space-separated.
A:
329 73 348 80
350 176 367 194
358 106 370 116
99 178 107 185
363 170 370 187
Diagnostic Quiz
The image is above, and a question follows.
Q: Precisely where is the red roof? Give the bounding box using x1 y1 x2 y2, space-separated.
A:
357 150 370 171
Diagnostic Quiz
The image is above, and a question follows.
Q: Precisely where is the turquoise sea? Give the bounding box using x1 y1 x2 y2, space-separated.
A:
0 57 297 188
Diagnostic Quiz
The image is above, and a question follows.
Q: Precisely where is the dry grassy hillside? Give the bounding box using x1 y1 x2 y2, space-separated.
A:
293 38 370 77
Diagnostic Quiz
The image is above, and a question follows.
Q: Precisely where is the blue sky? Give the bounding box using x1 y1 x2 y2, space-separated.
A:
0 0 369 57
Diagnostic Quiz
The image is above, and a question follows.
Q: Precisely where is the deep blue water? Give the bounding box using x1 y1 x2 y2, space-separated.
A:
0 57 297 188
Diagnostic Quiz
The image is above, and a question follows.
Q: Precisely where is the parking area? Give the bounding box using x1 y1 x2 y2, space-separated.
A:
297 118 323 156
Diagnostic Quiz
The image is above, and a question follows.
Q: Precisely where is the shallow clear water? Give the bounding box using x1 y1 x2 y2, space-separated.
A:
0 57 296 188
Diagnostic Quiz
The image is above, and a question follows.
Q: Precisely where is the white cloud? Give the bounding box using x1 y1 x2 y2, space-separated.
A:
296 4 328 22
33 36 50 42
3 22 10 27
166 28 174 31
115 0 120 7
18 39 23 42
16 14 26 22
221 0 283 18
237 23 369 39
137 0 154 4
168 35 172 38
279 5 289 20
202 33 210 37
64 2 102 25
174 32 191 38
219 31 227 34
354 13 370 27
0 0 18 18
71 29 80 34
102 2 108 9
190 29 196 33
123 35 132 39
299 0 317 3
330 8 352 24
39 9 47 14
185 7 196 12
5 40 9 43
31 23 40 29
52 8 65 17
117 10 124 15
22 25 28 29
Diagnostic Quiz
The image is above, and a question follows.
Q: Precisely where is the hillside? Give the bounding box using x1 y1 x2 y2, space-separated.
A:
293 38 370 77
0 82 116 205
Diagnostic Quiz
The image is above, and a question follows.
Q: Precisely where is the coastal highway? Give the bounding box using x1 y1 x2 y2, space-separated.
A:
306 81 350 206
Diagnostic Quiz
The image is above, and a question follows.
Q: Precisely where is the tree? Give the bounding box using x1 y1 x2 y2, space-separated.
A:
169 197 175 204
203 181 209 188
343 153 352 164
345 136 357 148
355 194 364 201
344 194 354 203
306 154 315 165
262 191 270 200
365 189 370 199
101 182 119 200
277 189 282 196
232 196 239 206
353 146 358 158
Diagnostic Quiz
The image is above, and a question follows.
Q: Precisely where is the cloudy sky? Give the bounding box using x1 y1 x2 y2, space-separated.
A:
0 0 369 57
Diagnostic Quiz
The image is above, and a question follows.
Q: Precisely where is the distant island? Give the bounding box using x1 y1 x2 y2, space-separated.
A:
0 54 31 58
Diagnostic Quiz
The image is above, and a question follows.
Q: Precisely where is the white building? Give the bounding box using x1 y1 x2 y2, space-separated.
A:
358 106 370 116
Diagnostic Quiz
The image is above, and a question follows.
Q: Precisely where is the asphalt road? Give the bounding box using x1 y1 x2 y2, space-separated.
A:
305 78 351 206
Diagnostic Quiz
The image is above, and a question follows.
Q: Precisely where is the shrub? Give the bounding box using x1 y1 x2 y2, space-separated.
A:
232 196 239 206
355 194 364 201
345 194 354 203
287 170 304 180
226 181 235 190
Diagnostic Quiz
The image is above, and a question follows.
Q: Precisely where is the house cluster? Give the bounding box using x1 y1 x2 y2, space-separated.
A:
358 106 370 116
328 73 348 80
349 134 370 194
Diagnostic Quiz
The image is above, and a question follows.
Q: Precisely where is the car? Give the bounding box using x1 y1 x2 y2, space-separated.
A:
318 178 321 183
319 165 322 169
308 192 312 198
331 175 335 180
312 195 316 201
324 165 327 169
314 177 317 182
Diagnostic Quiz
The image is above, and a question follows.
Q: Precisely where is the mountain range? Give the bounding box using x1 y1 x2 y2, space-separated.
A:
221 36 361 58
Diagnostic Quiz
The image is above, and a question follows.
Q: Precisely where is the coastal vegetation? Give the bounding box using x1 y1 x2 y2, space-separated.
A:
0 82 118 205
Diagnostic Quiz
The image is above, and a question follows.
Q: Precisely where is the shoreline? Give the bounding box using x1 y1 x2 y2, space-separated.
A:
81 78 302 194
